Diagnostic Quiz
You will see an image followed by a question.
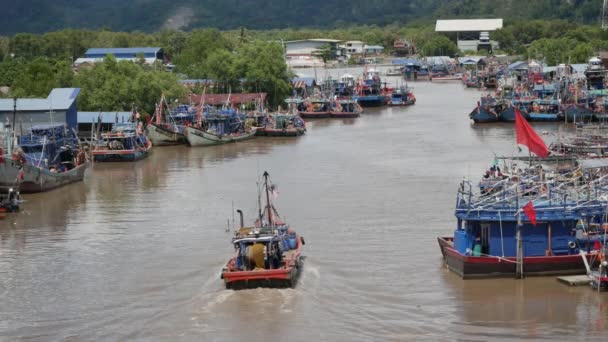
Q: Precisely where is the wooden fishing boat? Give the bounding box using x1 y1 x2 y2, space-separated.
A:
221 172 305 290
0 124 89 193
330 99 362 118
298 98 332 118
92 122 152 162
146 95 188 146
430 75 462 82
254 114 306 137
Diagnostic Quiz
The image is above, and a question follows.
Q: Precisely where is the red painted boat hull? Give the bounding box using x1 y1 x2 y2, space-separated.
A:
299 111 331 119
438 236 599 279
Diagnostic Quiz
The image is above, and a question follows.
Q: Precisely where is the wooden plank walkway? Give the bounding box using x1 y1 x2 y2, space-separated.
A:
556 275 591 286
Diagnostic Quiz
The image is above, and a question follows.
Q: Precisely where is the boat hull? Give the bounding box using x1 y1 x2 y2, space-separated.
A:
146 124 186 146
330 111 361 118
0 158 89 193
256 128 305 137
93 149 150 162
469 107 500 123
388 99 416 106
354 96 388 107
185 126 257 146
298 111 331 119
438 236 597 279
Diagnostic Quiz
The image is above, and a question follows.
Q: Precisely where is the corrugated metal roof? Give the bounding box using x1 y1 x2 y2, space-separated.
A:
78 112 131 124
292 77 316 87
392 59 420 66
74 57 158 65
187 93 267 106
435 19 503 32
364 45 384 50
85 47 161 55
0 88 80 112
284 39 341 44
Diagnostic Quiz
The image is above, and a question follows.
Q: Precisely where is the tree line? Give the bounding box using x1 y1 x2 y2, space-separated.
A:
0 19 606 114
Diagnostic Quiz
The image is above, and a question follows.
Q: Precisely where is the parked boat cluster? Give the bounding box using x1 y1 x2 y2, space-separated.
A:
467 58 608 124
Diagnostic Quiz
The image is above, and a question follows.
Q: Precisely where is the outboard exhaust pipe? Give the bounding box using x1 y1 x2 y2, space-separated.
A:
236 209 244 228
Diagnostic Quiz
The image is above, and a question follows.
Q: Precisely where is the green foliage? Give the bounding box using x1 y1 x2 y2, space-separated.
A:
238 41 292 108
73 56 185 114
1 0 603 34
419 35 458 57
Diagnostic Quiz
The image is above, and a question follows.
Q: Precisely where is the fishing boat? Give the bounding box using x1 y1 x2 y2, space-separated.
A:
525 99 563 122
588 244 608 290
385 68 402 76
431 75 463 82
469 95 506 123
438 171 608 279
185 108 257 146
353 67 390 107
0 188 21 214
254 113 306 137
92 122 152 162
221 172 305 290
0 124 89 193
146 96 189 146
388 85 416 106
330 99 362 118
298 98 332 118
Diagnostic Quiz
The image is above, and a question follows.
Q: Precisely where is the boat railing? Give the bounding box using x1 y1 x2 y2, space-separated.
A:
459 169 608 213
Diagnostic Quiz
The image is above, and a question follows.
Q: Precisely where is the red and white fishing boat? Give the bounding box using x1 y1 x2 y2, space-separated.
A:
221 172 305 290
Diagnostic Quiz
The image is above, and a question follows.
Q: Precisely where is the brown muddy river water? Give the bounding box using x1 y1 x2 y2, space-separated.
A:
1 67 607 341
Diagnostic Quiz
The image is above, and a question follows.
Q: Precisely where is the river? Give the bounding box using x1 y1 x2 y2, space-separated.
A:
1 67 607 341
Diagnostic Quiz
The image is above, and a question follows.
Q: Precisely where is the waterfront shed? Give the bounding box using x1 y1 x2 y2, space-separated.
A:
0 88 80 132
435 19 503 52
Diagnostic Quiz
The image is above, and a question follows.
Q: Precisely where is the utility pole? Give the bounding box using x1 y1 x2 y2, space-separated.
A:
603 0 608 30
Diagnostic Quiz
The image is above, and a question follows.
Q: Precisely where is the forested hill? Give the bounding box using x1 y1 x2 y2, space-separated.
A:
1 0 602 34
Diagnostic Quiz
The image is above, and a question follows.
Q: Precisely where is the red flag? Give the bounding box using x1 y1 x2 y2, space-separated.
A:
515 108 548 158
523 201 537 226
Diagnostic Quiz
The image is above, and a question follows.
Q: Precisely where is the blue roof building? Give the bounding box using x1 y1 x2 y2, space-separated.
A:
0 88 80 131
74 47 164 66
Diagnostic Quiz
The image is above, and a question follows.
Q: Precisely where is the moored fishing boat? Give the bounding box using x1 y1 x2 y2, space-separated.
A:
146 96 188 146
330 99 362 118
440 114 608 278
185 108 257 146
297 98 332 119
221 172 305 290
354 66 391 107
469 95 505 123
0 124 89 193
388 85 416 106
254 113 306 137
92 122 151 162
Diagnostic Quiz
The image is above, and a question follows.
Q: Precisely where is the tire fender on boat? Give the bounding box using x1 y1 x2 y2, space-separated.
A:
300 236 305 245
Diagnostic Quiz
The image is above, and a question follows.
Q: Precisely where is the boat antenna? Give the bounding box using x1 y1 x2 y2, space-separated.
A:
263 171 272 228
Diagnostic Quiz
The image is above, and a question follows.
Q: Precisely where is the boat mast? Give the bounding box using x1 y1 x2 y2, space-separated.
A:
263 171 273 227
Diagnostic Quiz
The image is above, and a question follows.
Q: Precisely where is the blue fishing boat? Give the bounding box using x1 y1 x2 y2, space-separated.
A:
0 124 89 193
388 85 416 106
354 67 390 107
438 168 608 279
469 95 503 123
185 108 257 146
525 99 563 122
92 122 152 162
